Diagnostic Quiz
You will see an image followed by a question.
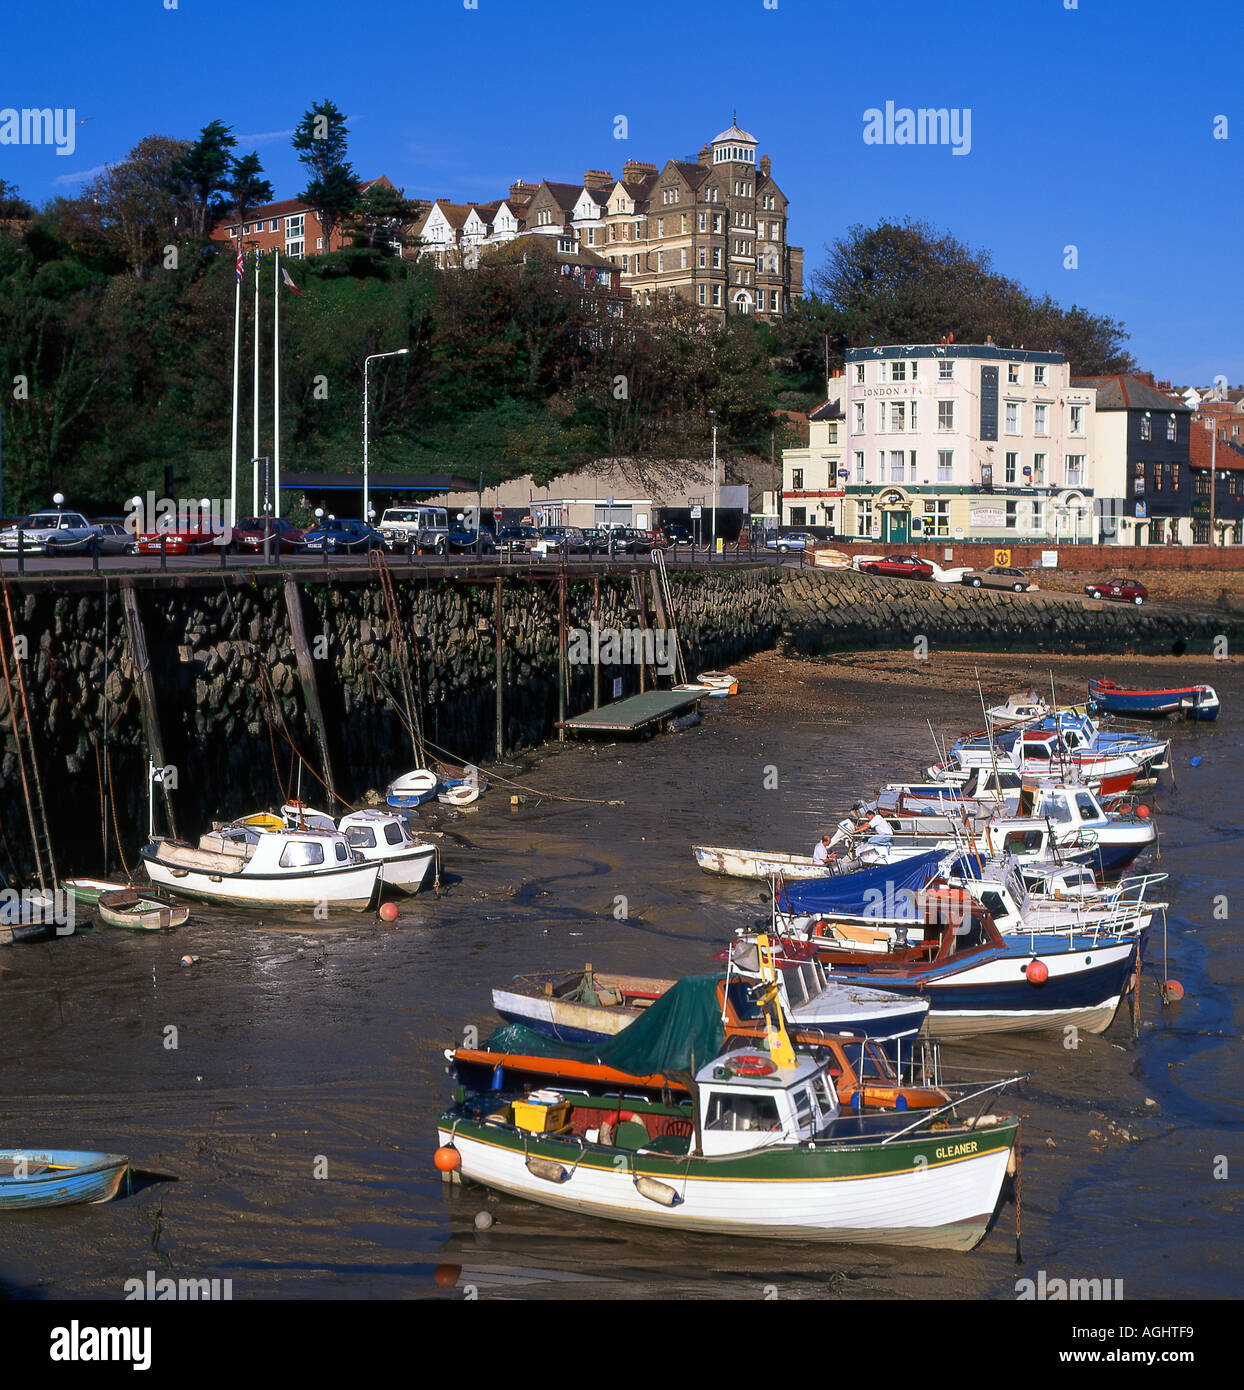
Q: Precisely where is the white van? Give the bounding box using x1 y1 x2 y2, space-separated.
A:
379 506 449 554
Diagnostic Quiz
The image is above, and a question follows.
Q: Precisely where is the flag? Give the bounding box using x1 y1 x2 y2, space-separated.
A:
280 264 305 297
235 243 243 283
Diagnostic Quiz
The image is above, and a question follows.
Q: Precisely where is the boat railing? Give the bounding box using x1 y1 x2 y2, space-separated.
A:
874 1074 1032 1144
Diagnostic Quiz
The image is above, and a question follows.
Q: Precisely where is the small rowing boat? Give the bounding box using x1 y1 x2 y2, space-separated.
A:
1088 678 1219 722
386 769 439 809
0 1149 130 1210
61 877 132 908
97 889 189 931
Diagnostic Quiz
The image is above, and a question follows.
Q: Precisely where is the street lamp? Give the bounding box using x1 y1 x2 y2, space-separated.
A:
363 349 411 525
708 410 718 553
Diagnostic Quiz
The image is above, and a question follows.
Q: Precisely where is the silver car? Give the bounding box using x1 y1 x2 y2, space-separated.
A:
0 510 102 554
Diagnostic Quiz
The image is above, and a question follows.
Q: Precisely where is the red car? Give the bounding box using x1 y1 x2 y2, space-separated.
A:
859 554 934 580
136 524 224 555
231 517 307 554
1085 577 1148 606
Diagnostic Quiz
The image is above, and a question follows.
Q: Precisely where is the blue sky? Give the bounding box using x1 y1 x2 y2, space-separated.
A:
5 0 1241 383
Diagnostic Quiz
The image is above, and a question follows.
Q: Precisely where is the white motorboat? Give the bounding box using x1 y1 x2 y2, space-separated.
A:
140 825 381 910
338 809 437 893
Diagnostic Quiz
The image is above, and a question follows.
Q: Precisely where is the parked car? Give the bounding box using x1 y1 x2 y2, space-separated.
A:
534 525 590 556
581 527 613 554
231 517 307 554
1085 577 1148 605
302 518 383 554
379 506 449 554
446 524 496 554
612 527 654 554
764 530 818 553
961 566 1038 593
0 510 102 554
655 522 694 547
858 554 935 580
136 521 224 555
496 524 540 553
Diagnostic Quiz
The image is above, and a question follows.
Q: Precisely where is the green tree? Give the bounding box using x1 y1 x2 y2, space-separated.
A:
223 152 275 231
82 135 192 275
168 119 237 238
292 100 359 250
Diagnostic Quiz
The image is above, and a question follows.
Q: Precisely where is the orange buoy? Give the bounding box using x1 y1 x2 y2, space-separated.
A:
433 1264 461 1288
1162 979 1185 1003
1137 805 1151 819
434 1145 461 1172
1025 959 1049 986
379 901 400 922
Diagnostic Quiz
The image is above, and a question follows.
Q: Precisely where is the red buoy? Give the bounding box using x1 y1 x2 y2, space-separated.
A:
1026 959 1049 986
379 901 400 922
434 1145 461 1172
1162 979 1185 1003
433 1264 461 1288
1136 805 1151 820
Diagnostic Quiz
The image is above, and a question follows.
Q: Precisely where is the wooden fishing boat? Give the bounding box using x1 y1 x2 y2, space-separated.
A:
693 844 830 879
494 952 929 1046
97 889 189 931
793 906 1140 1039
0 1149 129 1210
61 877 133 908
437 943 1020 1249
1088 678 1219 722
386 769 439 809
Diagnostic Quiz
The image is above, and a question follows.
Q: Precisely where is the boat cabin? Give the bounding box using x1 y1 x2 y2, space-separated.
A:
338 809 418 855
696 1050 840 1156
160 825 356 874
1019 781 1108 828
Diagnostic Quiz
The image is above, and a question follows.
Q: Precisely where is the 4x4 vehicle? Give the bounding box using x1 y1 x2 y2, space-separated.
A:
535 526 590 555
379 506 449 554
496 524 540 553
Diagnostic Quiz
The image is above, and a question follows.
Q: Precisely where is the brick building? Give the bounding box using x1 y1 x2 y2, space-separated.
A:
211 175 412 258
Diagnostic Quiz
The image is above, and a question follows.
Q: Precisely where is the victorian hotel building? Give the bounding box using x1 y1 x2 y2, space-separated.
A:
783 344 1099 544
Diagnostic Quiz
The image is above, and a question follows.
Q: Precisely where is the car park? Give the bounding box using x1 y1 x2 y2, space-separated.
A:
0 510 102 554
857 554 935 580
961 566 1038 593
1085 577 1148 605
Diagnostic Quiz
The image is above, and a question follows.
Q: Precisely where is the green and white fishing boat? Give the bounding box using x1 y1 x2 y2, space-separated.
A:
435 937 1021 1250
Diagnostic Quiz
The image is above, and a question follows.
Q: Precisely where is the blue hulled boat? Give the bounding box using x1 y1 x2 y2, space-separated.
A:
0 1149 130 1209
1088 679 1219 722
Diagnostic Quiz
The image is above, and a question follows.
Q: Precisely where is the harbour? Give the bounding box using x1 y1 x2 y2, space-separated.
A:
1 646 1238 1299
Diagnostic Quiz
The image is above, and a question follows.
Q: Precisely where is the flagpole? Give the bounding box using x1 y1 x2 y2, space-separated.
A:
229 242 241 529
274 250 281 519
252 249 260 514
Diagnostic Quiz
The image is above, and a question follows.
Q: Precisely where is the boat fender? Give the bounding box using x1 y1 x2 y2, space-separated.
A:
634 1175 681 1207
525 1156 570 1184
1025 959 1049 986
962 1115 999 1129
434 1146 461 1173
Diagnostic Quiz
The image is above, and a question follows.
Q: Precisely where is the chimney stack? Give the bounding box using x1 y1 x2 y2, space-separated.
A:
698 143 711 166
508 179 536 202
583 169 614 192
759 154 771 175
621 159 657 181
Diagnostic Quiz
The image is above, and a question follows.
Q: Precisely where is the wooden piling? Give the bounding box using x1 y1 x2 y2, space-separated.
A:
592 576 600 710
494 577 504 761
633 574 649 693
120 582 178 840
557 573 567 741
283 576 337 807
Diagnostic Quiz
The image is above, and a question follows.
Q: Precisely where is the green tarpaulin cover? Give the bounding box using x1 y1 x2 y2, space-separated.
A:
485 974 727 1076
